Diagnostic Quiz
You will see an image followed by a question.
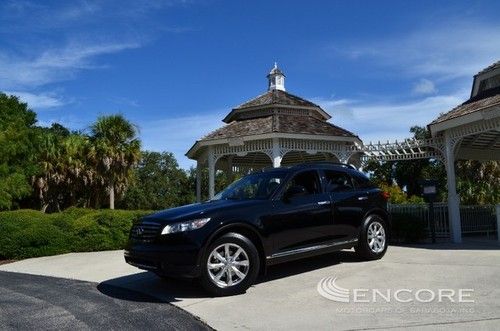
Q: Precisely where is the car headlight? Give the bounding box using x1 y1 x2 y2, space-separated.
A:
161 217 211 235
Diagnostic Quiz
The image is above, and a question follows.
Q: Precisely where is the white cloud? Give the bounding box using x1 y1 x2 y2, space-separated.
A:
0 41 140 90
332 22 500 81
5 91 66 109
412 78 437 95
138 110 228 169
318 19 498 143
314 89 468 144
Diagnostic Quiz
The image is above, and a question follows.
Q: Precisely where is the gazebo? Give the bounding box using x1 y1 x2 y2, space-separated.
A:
186 64 362 201
428 60 500 243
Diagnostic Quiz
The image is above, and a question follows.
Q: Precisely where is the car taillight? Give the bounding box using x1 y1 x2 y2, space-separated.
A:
381 191 390 200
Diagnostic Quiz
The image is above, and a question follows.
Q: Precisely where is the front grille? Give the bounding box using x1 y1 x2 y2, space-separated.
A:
130 221 162 243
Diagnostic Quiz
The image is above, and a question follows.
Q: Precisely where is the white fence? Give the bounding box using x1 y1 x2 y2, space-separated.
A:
388 203 498 239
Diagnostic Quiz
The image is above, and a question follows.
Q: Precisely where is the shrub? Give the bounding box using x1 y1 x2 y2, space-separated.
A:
0 209 152 259
379 183 425 204
390 213 427 243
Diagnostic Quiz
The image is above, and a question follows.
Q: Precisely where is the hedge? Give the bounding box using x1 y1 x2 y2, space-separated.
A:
0 207 431 260
0 208 152 260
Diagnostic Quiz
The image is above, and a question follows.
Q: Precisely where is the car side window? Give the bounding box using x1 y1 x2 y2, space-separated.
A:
324 170 354 192
352 173 374 190
286 170 321 195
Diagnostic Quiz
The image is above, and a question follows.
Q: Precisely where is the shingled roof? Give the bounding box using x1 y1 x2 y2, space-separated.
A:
430 92 500 125
203 114 357 140
476 60 500 76
187 65 362 159
235 89 321 110
430 61 500 126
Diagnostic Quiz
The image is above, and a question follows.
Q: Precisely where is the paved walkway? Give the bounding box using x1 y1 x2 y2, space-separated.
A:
1 244 500 330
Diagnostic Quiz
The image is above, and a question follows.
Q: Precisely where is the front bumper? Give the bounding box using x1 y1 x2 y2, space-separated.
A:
124 236 203 278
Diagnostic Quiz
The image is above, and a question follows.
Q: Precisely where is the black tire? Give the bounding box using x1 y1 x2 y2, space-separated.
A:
199 232 260 296
355 215 388 260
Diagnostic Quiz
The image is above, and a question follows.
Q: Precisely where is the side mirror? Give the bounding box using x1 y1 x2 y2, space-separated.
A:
284 185 307 200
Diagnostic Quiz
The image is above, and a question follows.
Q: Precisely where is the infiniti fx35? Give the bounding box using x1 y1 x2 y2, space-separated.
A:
125 162 390 296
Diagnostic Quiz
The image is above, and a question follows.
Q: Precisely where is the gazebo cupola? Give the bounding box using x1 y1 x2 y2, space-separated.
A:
187 64 363 200
267 62 286 91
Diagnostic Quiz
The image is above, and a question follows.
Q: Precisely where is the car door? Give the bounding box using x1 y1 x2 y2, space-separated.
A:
322 169 365 240
268 169 336 253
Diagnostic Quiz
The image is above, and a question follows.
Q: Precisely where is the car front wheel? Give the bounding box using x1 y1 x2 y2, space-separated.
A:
200 232 260 296
355 215 388 260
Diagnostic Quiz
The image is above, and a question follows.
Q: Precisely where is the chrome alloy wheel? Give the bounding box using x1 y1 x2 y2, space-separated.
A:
367 221 386 254
207 243 250 288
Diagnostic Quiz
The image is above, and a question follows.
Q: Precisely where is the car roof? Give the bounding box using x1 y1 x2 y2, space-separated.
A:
254 162 358 174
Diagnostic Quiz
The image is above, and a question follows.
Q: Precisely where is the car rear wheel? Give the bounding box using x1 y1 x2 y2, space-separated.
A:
355 215 388 260
200 233 260 296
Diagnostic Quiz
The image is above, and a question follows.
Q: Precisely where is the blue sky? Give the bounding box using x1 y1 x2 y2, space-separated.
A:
1 0 499 168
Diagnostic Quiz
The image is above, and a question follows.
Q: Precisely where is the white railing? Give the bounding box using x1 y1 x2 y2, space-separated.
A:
388 203 497 239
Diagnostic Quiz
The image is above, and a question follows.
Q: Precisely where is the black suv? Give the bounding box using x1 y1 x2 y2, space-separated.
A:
125 162 389 296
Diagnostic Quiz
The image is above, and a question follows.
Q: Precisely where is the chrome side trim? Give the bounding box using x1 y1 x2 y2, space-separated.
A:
267 238 358 260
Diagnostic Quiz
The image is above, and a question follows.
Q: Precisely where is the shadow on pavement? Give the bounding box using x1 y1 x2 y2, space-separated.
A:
97 250 360 302
97 281 169 303
261 249 359 282
392 237 500 251
97 271 208 303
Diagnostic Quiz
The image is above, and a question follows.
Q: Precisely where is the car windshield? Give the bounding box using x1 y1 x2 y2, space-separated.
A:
212 171 286 201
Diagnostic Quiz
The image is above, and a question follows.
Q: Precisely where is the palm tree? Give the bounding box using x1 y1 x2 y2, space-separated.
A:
61 133 92 206
90 115 141 209
34 131 61 212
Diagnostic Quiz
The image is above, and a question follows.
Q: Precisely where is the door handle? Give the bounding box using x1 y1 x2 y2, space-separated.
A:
317 201 331 205
357 196 368 201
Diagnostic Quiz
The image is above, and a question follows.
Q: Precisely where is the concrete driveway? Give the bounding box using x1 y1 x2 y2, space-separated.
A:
1 243 500 330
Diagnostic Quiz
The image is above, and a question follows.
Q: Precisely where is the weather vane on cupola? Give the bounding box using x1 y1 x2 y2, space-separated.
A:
267 62 286 91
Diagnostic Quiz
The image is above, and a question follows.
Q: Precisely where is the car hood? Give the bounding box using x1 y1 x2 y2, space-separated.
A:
141 199 262 224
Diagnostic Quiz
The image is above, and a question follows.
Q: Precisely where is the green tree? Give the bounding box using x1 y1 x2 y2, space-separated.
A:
89 115 141 209
364 126 499 204
119 151 194 210
456 160 500 204
365 126 444 201
33 127 95 211
186 166 241 202
0 93 38 209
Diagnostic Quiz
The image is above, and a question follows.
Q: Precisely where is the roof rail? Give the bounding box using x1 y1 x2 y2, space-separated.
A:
292 162 357 170
249 162 356 174
249 166 290 174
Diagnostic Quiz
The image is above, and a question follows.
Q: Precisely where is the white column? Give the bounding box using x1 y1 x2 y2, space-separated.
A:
496 205 500 245
196 161 201 202
208 146 215 199
271 138 282 168
444 132 462 243
227 155 234 181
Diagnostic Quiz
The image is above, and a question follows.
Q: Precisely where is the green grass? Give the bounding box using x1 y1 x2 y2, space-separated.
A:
0 208 152 259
